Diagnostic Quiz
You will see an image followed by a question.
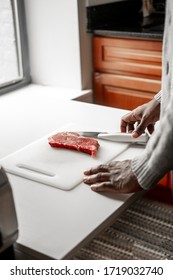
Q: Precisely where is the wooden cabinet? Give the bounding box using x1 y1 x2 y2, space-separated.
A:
93 36 162 110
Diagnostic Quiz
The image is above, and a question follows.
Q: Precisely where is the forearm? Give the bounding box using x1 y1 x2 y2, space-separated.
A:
132 95 173 190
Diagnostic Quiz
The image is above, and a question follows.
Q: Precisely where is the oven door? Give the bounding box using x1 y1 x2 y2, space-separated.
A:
0 166 18 258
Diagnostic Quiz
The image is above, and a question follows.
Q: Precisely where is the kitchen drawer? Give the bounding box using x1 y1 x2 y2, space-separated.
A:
94 36 162 78
94 72 161 110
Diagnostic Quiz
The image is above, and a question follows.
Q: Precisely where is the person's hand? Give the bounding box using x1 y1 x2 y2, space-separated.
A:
120 99 160 138
83 160 143 193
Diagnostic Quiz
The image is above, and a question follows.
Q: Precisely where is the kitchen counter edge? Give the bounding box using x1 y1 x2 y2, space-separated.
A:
89 29 163 40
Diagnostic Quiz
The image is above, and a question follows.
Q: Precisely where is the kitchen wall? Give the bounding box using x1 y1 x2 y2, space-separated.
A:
24 0 93 90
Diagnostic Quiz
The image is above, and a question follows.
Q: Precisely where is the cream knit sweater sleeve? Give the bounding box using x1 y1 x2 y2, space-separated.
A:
154 90 162 103
131 94 173 190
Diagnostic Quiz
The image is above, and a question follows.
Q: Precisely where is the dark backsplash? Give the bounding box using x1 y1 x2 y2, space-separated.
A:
87 0 142 31
153 0 166 13
87 0 165 33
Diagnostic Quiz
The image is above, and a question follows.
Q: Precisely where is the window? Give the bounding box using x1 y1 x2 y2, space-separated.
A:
0 0 30 95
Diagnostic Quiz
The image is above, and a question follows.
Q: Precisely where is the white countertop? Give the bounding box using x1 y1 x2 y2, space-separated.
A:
0 85 145 259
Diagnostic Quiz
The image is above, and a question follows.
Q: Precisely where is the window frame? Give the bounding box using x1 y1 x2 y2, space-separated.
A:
0 0 30 96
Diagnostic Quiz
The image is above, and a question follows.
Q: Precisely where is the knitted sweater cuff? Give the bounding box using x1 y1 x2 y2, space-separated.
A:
131 155 161 190
154 90 162 103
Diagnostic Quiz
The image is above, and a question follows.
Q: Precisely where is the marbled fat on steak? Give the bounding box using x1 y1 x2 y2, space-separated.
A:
48 132 100 157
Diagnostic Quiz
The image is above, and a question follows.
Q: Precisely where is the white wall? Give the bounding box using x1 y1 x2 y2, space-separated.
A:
24 0 92 90
78 0 93 90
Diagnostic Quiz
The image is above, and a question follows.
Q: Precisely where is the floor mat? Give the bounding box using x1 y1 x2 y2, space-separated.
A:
72 188 173 260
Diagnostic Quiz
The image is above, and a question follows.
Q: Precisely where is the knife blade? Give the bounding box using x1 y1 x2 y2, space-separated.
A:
98 132 149 143
79 131 149 144
79 131 106 137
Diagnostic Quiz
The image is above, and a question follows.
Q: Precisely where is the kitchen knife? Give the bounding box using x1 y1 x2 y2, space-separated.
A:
80 131 149 144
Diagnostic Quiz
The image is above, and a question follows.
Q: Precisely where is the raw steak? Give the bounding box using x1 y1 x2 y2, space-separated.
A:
48 132 100 157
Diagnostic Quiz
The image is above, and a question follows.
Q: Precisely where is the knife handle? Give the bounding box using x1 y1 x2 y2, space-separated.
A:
98 132 149 143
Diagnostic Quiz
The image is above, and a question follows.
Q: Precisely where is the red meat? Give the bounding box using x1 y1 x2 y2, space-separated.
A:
48 132 100 157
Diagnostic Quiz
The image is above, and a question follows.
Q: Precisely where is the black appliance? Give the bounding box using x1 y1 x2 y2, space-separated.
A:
0 166 18 259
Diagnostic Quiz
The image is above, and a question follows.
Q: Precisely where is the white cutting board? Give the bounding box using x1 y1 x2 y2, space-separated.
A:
0 124 129 191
